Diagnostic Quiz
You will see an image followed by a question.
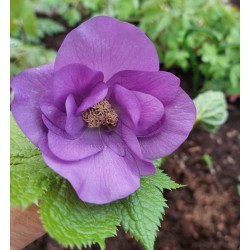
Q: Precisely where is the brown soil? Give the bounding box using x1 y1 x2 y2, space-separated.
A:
24 104 240 250
155 103 240 250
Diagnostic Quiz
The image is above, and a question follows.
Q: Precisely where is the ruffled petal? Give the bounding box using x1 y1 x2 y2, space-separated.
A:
41 143 140 204
76 82 108 113
109 85 141 129
100 127 126 157
107 70 180 105
65 95 85 136
53 63 104 107
47 127 103 161
133 91 165 135
11 63 54 146
117 124 156 175
40 95 66 130
55 16 159 81
42 115 71 139
138 88 196 159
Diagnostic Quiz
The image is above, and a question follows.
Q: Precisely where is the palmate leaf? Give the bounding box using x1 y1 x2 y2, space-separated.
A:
10 114 57 208
10 156 56 208
145 168 184 192
39 168 181 250
114 169 182 250
114 184 165 250
39 178 120 250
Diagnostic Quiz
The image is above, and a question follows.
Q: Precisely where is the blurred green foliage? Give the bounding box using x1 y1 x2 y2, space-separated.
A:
10 0 37 36
10 38 56 77
10 0 239 95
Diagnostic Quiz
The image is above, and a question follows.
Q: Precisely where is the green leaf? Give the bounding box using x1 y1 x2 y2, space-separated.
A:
63 8 81 27
228 64 240 95
21 1 37 35
10 114 56 208
194 90 228 132
114 169 182 250
146 168 184 191
39 178 120 250
39 166 181 250
10 0 37 36
152 158 162 168
36 18 66 39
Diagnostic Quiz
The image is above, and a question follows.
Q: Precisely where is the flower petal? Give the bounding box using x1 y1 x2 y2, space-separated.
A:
109 85 141 129
47 128 103 161
41 143 140 204
11 63 54 146
55 16 159 81
76 82 108 113
40 95 66 130
107 70 180 105
65 95 85 136
42 115 71 139
100 127 126 157
138 88 196 159
117 124 156 175
133 91 165 135
53 63 104 107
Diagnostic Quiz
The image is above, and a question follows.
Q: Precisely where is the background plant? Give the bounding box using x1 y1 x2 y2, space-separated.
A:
11 0 240 98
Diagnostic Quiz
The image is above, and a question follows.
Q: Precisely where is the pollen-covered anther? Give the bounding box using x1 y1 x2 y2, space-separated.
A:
82 100 118 128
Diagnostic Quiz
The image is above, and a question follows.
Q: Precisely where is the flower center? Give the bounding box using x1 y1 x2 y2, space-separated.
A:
82 100 118 128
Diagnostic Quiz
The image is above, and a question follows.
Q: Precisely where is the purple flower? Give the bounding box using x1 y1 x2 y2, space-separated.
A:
11 16 196 204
